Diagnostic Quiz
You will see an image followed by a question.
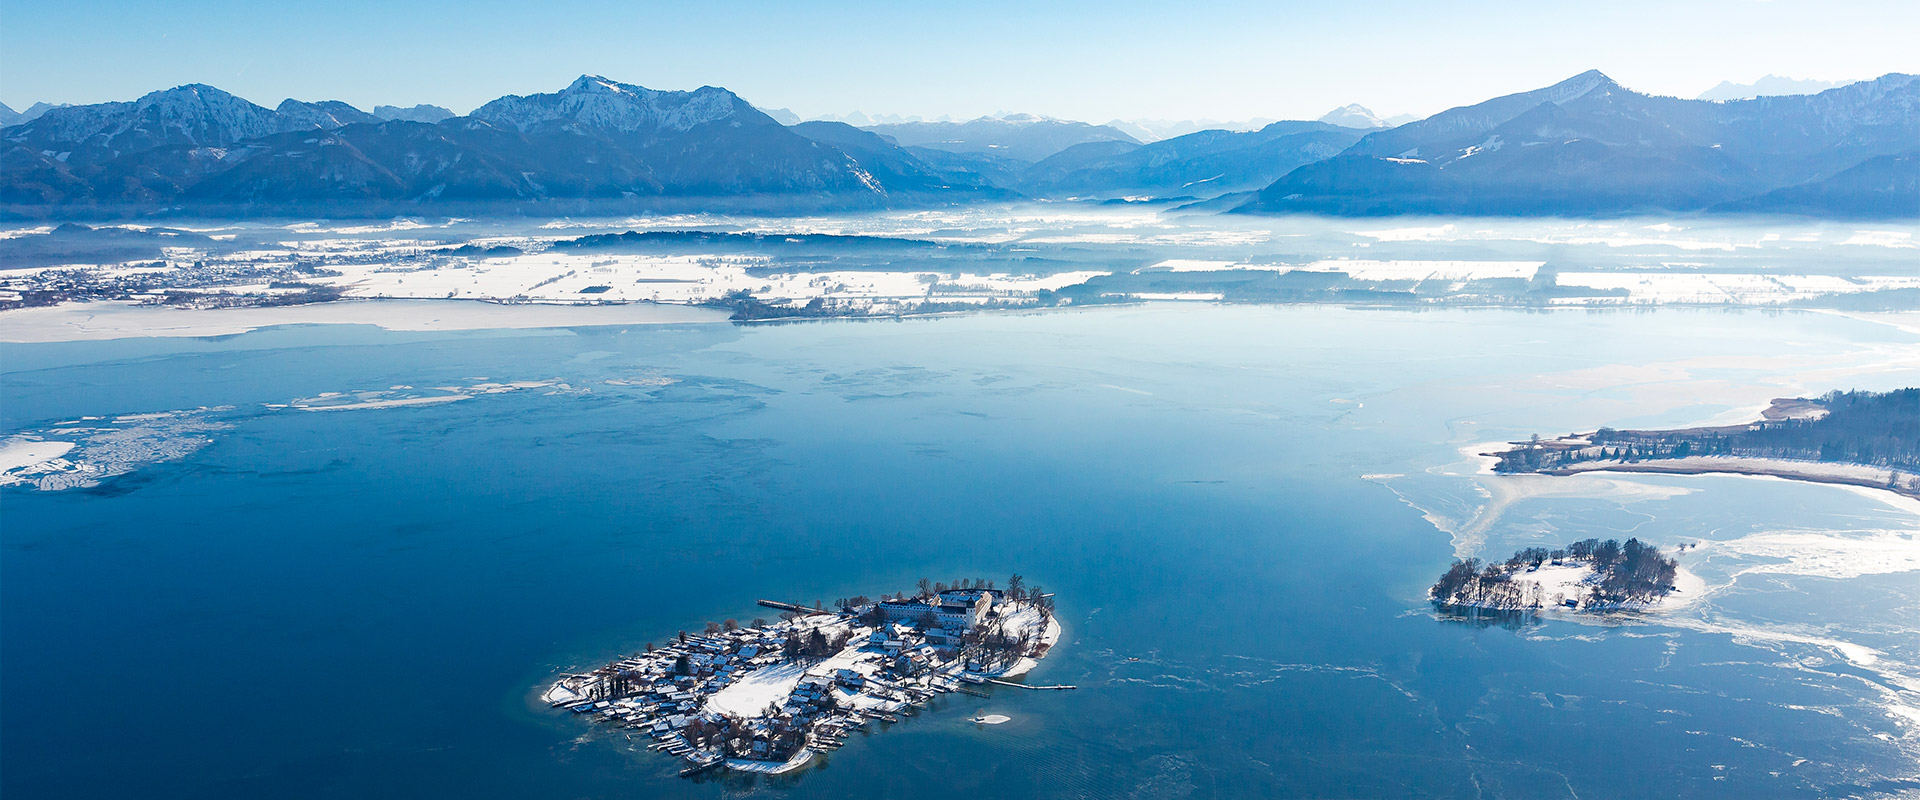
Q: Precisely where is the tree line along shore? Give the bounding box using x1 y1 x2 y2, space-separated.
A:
1489 389 1920 498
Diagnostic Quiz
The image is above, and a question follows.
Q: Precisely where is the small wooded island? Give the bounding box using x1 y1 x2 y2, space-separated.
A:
542 577 1061 777
1489 388 1920 498
1431 538 1681 614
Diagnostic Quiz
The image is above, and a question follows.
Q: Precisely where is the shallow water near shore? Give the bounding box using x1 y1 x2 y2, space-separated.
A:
4 304 1918 799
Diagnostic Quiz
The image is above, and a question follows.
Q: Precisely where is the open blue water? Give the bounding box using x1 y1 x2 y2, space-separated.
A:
4 305 1917 798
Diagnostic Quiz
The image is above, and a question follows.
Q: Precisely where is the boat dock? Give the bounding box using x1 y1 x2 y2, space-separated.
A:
987 679 1076 691
755 599 823 613
679 758 725 777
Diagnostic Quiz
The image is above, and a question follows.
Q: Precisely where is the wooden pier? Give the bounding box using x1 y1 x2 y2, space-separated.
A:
987 679 1076 691
756 599 826 614
679 758 725 777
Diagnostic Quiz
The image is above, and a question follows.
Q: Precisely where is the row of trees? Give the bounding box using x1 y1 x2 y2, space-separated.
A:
1429 558 1545 611
1581 538 1677 601
857 574 1046 605
1654 389 1918 470
781 627 848 661
1501 389 1918 475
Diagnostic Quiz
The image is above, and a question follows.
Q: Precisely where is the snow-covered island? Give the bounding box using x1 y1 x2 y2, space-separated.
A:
1430 538 1681 615
542 578 1061 777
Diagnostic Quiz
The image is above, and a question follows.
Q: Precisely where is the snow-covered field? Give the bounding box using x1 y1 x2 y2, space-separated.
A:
5 209 1916 342
324 251 1107 307
1554 273 1920 305
705 662 810 718
1506 564 1595 607
0 299 726 343
0 438 74 475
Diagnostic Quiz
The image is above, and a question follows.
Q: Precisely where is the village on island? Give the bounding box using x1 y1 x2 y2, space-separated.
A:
541 576 1063 777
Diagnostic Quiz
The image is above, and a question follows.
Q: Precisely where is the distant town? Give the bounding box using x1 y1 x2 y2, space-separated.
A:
542 576 1062 777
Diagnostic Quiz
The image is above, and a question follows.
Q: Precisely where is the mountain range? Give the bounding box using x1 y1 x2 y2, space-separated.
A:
1018 121 1364 198
1316 104 1419 129
2 76 1002 212
859 114 1141 162
1697 75 1848 102
0 102 70 127
4 70 1914 219
1235 70 1919 217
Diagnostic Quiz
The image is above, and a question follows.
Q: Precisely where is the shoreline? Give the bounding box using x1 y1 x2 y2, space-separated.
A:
1483 393 1919 501
1541 455 1920 500
992 616 1064 680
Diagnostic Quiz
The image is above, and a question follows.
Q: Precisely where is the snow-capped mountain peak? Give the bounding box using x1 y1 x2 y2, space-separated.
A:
472 76 752 136
275 99 381 130
6 83 282 154
566 75 630 95
1318 104 1390 129
1544 70 1618 103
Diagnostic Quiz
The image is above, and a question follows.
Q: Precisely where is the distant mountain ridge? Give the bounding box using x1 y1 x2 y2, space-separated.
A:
1235 71 1920 218
1020 121 1364 198
373 104 455 123
1699 75 1847 101
860 114 1141 162
10 84 300 163
1317 104 1393 129
4 71 1914 218
0 101 69 128
3 76 999 213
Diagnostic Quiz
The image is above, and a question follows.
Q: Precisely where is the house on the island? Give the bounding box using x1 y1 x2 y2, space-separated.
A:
935 590 994 630
882 590 995 631
867 623 907 653
878 598 939 628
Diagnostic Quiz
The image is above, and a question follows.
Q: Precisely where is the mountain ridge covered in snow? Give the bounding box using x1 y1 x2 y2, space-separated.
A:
3 71 1914 218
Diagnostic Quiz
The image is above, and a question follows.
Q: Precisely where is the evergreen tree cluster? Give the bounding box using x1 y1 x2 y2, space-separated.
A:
1430 537 1679 611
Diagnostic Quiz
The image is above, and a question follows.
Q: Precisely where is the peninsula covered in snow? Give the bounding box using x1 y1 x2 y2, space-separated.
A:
1488 390 1920 499
542 577 1062 777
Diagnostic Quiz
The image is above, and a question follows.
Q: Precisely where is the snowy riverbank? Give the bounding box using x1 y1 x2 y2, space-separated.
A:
1543 455 1920 500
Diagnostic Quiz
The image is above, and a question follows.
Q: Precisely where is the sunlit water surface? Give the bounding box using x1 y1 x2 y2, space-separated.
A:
4 305 1917 799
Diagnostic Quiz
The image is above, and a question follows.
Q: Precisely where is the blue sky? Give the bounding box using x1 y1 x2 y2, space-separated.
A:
3 0 1915 122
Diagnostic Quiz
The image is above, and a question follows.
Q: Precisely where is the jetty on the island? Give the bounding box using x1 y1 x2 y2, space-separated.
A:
987 679 1076 690
544 576 1063 777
